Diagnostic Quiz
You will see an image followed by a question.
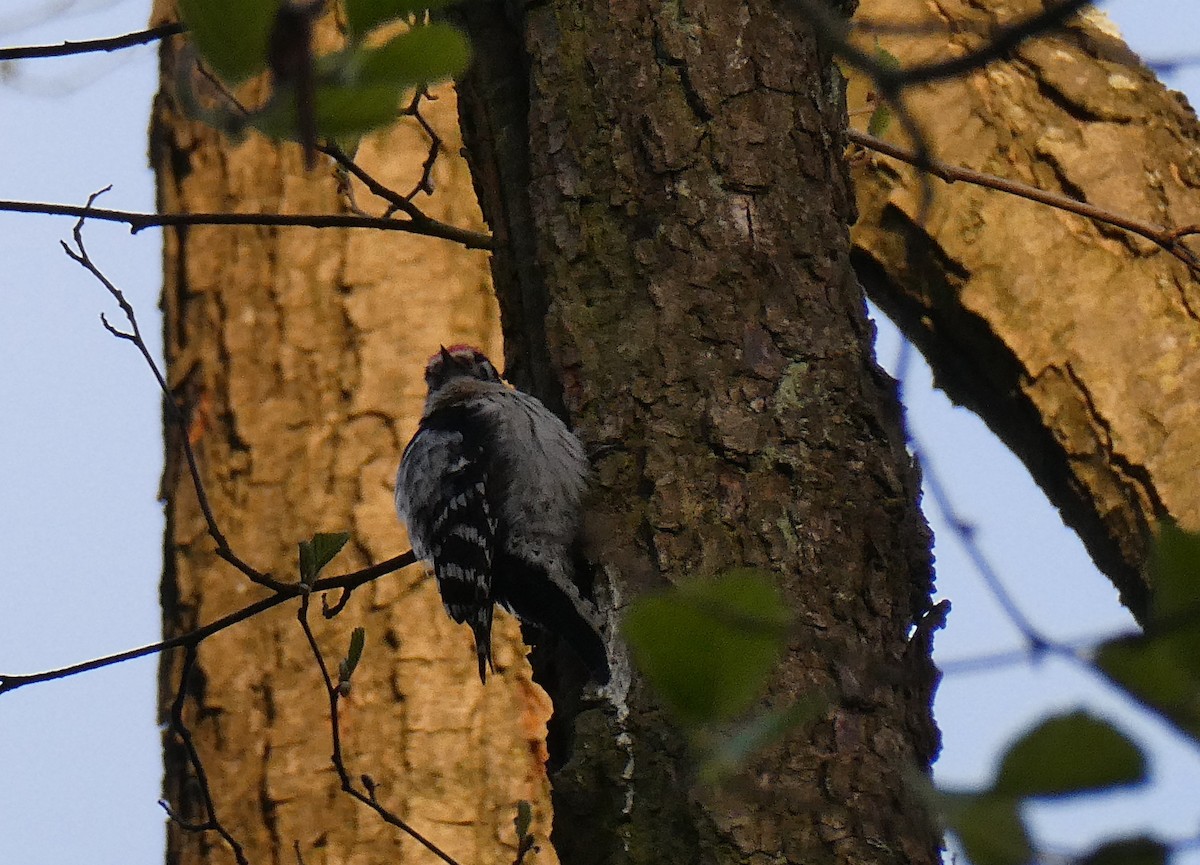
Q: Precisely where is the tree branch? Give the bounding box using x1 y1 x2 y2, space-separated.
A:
297 593 465 865
0 551 416 696
794 0 1093 89
160 645 251 865
0 22 184 61
62 196 293 593
2 198 495 250
399 87 443 203
794 0 1094 202
847 129 1200 274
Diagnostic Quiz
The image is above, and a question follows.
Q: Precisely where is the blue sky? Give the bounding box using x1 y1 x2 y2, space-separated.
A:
1 1 1199 863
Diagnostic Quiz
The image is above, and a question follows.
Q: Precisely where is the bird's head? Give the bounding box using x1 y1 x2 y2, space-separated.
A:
424 345 503 392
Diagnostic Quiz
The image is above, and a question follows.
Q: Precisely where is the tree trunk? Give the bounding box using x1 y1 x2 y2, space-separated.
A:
457 1 942 864
150 6 558 864
849 0 1200 618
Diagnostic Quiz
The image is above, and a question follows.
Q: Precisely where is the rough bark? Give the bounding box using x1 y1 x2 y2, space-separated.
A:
849 0 1200 618
457 1 942 864
150 6 558 865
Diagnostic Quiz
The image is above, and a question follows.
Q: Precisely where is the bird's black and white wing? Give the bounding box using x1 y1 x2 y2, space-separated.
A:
395 415 497 681
395 344 608 684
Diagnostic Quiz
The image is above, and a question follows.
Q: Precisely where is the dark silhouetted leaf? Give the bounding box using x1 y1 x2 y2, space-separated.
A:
1096 636 1200 742
993 711 1145 798
1080 837 1168 865
939 791 1032 865
1147 521 1200 663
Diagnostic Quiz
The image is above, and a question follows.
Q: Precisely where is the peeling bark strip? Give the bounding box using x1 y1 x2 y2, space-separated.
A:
849 0 1200 618
458 0 941 863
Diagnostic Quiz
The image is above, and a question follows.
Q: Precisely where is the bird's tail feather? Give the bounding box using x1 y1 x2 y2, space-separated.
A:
469 605 495 683
493 553 610 684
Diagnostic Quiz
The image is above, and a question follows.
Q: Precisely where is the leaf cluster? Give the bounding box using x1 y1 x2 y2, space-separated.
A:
929 711 1158 865
177 0 470 141
622 523 1200 865
931 521 1200 865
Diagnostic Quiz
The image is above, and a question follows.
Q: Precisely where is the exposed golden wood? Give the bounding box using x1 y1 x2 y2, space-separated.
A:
151 5 556 862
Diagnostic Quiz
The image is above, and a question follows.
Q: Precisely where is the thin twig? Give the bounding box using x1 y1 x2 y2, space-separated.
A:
319 142 425 221
61 196 291 593
400 87 442 204
297 594 464 865
1146 56 1200 75
3 198 494 249
795 0 1092 90
796 0 1093 211
0 551 416 695
0 212 427 697
896 341 1052 656
848 128 1200 273
161 645 251 865
0 22 184 62
884 0 1093 88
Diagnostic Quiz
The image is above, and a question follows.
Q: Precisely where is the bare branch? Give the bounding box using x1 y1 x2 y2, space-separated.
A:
796 0 1094 208
161 645 251 865
848 129 1200 274
0 214 427 700
884 0 1093 88
321 89 446 218
0 23 184 62
320 142 426 221
1146 55 1200 75
400 87 443 204
3 197 495 250
0 551 416 696
297 593 465 865
61 200 292 593
793 0 1092 89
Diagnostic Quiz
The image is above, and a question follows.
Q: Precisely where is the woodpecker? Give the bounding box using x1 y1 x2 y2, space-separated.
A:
395 345 609 684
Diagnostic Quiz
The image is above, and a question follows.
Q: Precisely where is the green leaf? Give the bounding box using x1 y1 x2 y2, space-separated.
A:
345 0 460 38
699 698 825 782
1096 636 1200 741
1148 521 1200 660
344 627 367 678
866 103 892 137
255 83 408 139
623 569 791 725
993 711 1146 798
299 532 352 584
355 23 471 89
938 791 1032 865
1092 522 1200 743
873 43 901 71
1079 837 1168 865
177 0 276 84
514 800 533 840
